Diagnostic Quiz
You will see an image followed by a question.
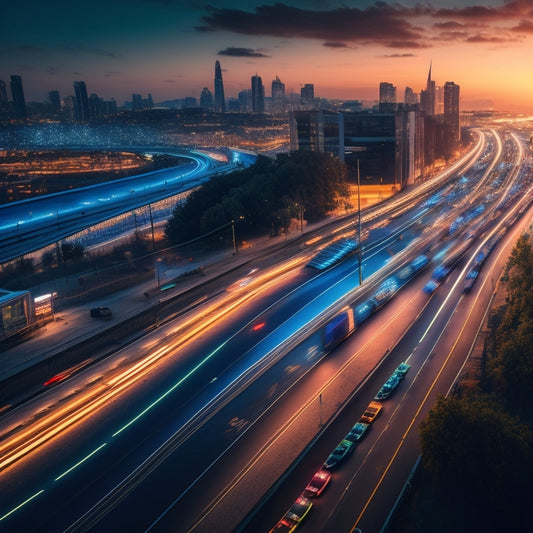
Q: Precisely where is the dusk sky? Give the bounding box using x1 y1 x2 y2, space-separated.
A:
2 0 533 111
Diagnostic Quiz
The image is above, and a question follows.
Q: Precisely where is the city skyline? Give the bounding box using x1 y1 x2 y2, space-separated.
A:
1 1 533 111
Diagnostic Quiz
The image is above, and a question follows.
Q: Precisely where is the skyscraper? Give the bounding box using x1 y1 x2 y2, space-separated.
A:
73 81 90 122
271 76 286 114
300 84 314 108
404 87 418 107
251 74 264 113
214 60 225 113
0 80 8 106
10 75 26 118
200 87 214 111
48 90 61 111
444 81 460 143
379 82 397 112
420 63 435 116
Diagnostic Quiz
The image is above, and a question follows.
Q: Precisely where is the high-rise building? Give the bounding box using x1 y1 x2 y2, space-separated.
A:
10 75 26 118
289 110 343 159
89 93 103 120
214 60 225 113
300 84 315 108
251 74 264 113
200 87 214 110
444 81 460 143
48 90 61 111
404 87 418 107
238 89 252 112
420 63 436 116
379 82 397 112
132 93 143 110
0 80 8 106
271 76 286 114
73 81 90 122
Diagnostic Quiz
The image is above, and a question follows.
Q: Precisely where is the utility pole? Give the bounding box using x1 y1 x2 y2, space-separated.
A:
357 159 363 286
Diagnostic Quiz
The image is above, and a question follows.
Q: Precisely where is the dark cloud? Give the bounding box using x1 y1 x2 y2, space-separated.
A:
196 2 533 50
466 33 521 43
381 53 416 58
196 3 426 48
323 42 350 48
434 0 533 21
512 19 533 33
218 47 270 57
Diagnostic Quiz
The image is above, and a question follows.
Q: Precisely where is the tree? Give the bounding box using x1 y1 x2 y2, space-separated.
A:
420 393 533 522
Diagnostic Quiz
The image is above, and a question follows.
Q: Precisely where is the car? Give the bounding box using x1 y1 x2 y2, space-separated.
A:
359 401 382 424
303 469 331 498
345 421 370 444
323 439 354 469
394 362 411 379
274 496 313 531
269 518 295 533
89 306 112 319
374 373 401 400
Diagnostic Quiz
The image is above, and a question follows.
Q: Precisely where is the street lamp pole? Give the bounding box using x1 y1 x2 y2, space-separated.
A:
357 159 363 286
231 219 237 255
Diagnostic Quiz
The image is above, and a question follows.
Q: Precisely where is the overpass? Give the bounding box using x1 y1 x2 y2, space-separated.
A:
0 148 256 264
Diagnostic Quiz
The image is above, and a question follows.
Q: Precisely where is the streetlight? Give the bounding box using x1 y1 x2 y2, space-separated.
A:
357 159 363 286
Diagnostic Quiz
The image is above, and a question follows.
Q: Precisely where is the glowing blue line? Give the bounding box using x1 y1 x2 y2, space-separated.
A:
54 442 108 481
112 340 229 438
0 489 45 521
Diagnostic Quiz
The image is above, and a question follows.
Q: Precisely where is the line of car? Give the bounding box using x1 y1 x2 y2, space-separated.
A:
268 361 410 532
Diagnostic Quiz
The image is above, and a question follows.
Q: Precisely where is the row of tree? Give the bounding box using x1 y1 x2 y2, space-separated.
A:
164 151 349 245
417 234 533 531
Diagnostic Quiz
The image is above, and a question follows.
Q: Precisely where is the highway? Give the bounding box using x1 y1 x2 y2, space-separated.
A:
0 148 255 264
0 128 531 532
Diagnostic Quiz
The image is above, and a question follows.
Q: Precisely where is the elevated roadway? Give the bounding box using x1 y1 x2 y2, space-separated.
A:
0 148 256 264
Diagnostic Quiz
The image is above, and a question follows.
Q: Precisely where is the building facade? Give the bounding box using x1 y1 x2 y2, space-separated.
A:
214 60 225 113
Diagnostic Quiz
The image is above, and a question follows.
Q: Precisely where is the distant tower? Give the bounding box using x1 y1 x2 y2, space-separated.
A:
420 62 435 116
73 80 90 122
300 84 314 108
271 76 286 114
379 82 397 112
200 87 214 111
444 81 460 142
48 90 61 111
10 75 26 118
0 80 8 107
251 74 264 113
404 87 418 106
214 60 225 112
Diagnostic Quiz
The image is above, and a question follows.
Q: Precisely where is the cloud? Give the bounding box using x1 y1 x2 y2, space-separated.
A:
512 19 533 33
323 41 350 48
218 47 270 57
381 53 416 58
196 2 533 49
196 3 426 48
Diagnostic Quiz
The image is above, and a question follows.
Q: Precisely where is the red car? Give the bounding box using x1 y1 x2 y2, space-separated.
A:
303 469 331 498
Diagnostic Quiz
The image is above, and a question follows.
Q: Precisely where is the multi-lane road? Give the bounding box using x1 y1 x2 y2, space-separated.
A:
0 127 532 533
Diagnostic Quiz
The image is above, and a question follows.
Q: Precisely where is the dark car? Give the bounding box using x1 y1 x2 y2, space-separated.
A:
324 439 354 469
90 306 112 319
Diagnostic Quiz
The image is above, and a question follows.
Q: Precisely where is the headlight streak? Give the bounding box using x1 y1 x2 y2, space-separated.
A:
0 131 508 526
0 490 45 522
0 257 305 475
54 443 108 482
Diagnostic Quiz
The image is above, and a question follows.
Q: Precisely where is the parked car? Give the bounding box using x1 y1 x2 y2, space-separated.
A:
89 306 112 319
270 496 313 532
359 401 382 424
324 439 354 469
374 374 400 400
345 421 370 444
394 362 411 379
303 469 331 498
